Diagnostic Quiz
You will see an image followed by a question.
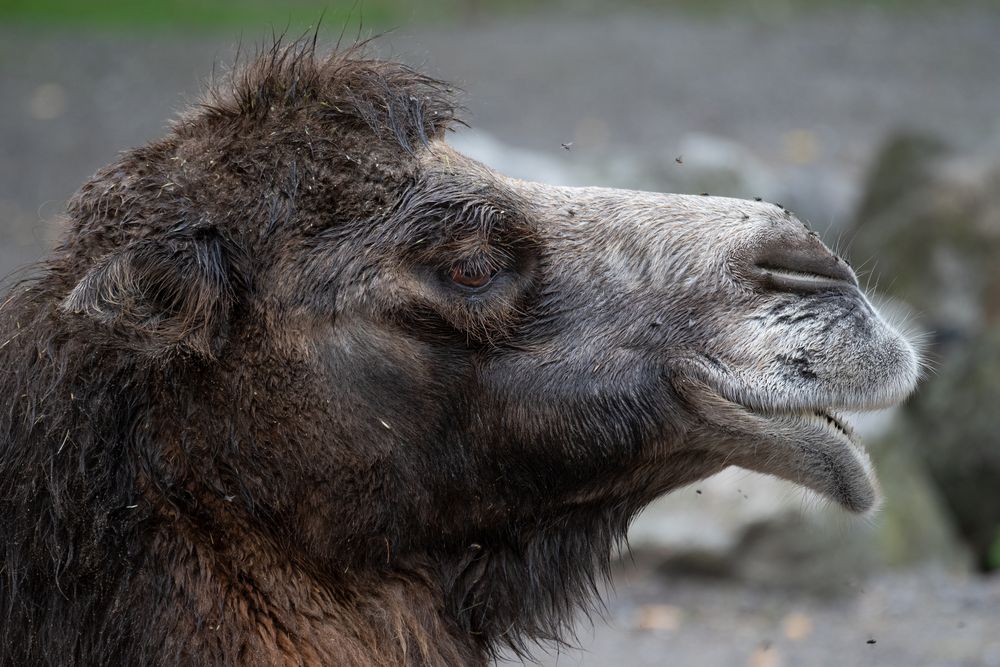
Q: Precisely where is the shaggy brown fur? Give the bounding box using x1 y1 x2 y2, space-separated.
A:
0 40 918 666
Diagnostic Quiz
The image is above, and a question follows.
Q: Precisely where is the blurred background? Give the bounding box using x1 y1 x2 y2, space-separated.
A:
2 1 1000 665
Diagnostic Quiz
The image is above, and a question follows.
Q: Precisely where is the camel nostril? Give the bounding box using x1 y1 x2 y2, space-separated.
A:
751 235 858 294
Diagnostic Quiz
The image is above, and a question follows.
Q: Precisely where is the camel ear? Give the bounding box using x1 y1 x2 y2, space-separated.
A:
61 231 238 358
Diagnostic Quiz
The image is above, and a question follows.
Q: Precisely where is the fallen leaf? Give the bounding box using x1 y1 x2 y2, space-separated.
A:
782 611 813 641
635 604 683 631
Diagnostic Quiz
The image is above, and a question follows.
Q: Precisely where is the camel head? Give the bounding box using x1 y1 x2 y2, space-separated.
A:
390 142 920 513
39 45 920 659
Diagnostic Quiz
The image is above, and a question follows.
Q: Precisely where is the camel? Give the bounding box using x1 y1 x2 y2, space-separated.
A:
0 43 919 666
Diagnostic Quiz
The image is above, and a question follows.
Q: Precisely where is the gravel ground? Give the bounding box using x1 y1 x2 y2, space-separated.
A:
2 9 1000 666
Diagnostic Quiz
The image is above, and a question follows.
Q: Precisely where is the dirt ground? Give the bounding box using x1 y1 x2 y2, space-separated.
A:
2 8 1000 666
501 564 1000 667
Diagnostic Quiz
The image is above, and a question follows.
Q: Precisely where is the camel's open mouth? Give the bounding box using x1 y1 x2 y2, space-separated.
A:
675 355 885 512
762 408 856 442
729 403 866 458
700 390 878 511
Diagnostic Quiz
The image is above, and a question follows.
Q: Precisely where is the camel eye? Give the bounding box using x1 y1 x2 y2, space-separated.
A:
449 264 498 290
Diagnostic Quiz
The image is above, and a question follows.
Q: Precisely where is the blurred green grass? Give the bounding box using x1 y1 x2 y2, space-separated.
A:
2 0 997 32
991 530 1000 570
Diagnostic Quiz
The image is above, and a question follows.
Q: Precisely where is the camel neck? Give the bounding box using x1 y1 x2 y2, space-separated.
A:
128 524 486 666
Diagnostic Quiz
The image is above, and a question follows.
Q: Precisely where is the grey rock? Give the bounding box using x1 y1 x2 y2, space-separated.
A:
847 131 1000 570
